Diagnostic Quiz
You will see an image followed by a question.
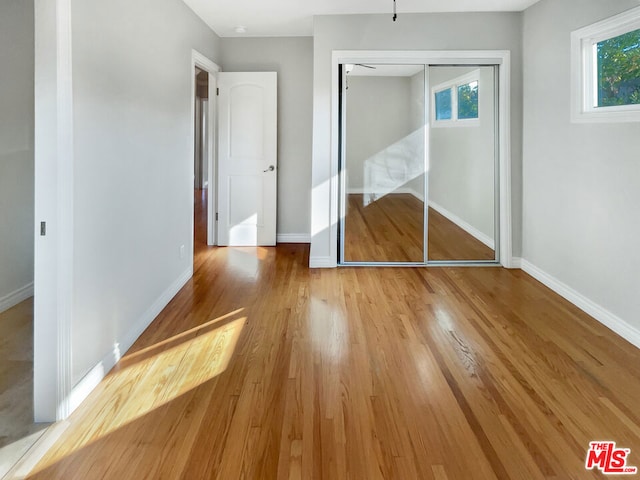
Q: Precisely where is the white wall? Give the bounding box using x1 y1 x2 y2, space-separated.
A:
345 76 413 191
69 0 221 385
310 13 523 266
220 37 313 239
0 0 34 311
405 71 426 196
429 66 495 244
522 0 640 335
409 71 425 132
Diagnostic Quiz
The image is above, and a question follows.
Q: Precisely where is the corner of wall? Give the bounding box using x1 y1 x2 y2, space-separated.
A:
509 257 522 269
0 283 34 314
309 256 337 268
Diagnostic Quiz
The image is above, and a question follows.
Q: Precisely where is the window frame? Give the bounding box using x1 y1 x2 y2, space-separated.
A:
431 70 480 128
571 6 640 123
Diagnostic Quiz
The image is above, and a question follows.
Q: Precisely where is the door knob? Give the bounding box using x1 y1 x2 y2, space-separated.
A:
263 165 275 172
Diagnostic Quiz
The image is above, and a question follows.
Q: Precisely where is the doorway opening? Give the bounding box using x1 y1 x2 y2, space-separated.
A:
194 67 210 254
190 51 220 266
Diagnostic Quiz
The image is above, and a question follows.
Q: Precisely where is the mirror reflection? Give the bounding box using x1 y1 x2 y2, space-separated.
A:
427 66 496 261
342 64 426 263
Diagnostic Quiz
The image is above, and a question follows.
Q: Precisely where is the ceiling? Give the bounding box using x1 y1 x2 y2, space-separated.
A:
348 64 425 77
182 0 541 37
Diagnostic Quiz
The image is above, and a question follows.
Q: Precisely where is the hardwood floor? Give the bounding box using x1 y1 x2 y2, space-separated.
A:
344 194 424 263
0 298 50 478
427 208 495 261
25 195 640 479
343 194 494 263
194 188 208 248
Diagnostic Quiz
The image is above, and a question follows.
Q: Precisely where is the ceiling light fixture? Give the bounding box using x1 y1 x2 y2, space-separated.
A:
234 25 247 34
393 0 397 22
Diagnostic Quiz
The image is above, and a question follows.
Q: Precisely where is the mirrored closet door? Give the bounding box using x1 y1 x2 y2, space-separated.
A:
427 65 498 263
339 62 500 266
340 64 427 264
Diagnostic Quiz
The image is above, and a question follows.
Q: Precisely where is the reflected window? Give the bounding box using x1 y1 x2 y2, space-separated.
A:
435 89 452 120
431 69 480 126
458 81 479 119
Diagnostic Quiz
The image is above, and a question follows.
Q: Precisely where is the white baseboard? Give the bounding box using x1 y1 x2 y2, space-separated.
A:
510 257 522 269
68 267 193 414
276 233 311 243
520 259 640 350
309 256 336 268
0 283 34 314
428 201 495 250
409 189 425 202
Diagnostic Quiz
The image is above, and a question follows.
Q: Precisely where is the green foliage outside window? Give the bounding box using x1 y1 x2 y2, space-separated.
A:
597 28 640 107
458 82 479 119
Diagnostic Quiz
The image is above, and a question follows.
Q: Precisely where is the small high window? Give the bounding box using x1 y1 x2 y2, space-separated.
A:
571 6 640 123
431 70 479 127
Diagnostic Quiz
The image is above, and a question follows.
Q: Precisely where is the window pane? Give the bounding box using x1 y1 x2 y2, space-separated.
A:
597 28 640 107
458 81 479 119
435 89 452 120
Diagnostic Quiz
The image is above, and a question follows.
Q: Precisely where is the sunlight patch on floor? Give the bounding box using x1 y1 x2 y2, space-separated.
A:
27 310 247 477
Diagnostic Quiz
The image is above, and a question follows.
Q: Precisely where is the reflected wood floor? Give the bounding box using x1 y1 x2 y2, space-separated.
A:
26 195 640 479
427 208 495 261
194 188 208 247
344 194 494 262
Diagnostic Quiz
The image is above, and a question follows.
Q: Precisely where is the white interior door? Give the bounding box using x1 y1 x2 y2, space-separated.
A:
217 72 277 246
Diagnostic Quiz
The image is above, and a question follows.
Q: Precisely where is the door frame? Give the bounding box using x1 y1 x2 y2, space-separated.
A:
33 0 74 422
190 50 220 252
330 50 513 268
